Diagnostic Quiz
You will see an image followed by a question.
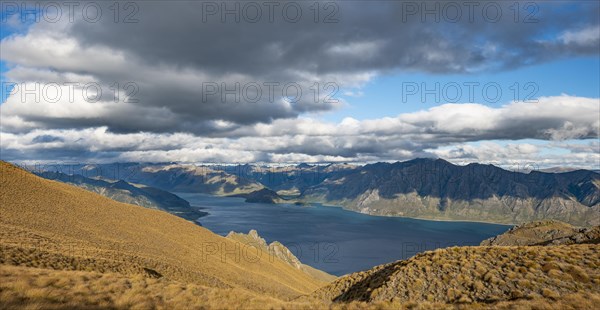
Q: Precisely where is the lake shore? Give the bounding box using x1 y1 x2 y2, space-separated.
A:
177 192 511 275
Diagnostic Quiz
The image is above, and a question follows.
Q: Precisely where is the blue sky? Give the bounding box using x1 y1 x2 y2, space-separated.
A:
0 1 598 167
333 56 600 122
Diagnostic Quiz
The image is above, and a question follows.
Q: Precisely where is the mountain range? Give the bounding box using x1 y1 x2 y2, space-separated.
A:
299 159 600 226
30 158 600 226
1 161 599 308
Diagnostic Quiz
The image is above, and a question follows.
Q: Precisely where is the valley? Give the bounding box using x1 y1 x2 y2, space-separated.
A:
182 192 510 275
2 2 599 308
1 161 599 308
29 159 600 226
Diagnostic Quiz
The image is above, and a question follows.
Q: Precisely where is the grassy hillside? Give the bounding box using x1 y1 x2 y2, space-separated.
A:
481 219 600 246
0 264 286 309
3 160 599 309
310 244 600 306
35 171 207 221
0 161 328 303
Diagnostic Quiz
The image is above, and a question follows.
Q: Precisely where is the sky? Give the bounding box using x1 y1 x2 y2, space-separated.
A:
0 0 599 169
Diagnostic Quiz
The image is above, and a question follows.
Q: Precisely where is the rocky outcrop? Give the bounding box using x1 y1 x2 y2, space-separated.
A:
226 230 336 282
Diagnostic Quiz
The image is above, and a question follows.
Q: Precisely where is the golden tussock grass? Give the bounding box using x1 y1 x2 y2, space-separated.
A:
2 161 599 309
310 244 600 306
0 161 329 302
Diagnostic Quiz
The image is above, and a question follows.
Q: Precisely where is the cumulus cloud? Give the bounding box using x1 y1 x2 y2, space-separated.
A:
2 95 598 168
559 25 600 47
430 141 600 171
1 1 599 167
2 1 599 134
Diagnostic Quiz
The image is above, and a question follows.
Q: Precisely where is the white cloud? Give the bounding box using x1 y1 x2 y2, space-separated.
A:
2 95 598 168
1 2 599 168
326 41 384 59
560 25 600 46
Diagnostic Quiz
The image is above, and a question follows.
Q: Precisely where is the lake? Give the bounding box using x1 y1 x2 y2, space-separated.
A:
178 193 511 276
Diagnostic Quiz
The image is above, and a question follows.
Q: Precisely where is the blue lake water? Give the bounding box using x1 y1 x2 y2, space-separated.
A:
178 193 511 276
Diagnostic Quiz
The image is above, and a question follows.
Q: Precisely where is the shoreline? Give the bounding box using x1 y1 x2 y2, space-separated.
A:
313 202 516 227
181 191 515 227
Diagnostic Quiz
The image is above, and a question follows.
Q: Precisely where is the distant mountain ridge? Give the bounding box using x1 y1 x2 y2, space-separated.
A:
300 159 600 226
120 164 265 195
25 159 600 226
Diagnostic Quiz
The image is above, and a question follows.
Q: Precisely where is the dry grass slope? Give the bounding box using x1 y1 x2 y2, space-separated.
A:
0 161 328 302
480 219 600 246
310 244 600 306
3 262 599 310
3 160 599 309
0 264 288 309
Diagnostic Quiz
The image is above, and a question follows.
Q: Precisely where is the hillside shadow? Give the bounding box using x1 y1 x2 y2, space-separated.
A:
332 262 402 302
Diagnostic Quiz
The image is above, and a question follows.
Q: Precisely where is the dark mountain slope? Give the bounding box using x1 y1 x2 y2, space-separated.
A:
301 159 600 226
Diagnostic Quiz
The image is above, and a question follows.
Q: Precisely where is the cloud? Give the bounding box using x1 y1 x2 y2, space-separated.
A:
430 141 600 171
2 1 599 135
2 96 598 168
559 25 600 47
1 1 599 167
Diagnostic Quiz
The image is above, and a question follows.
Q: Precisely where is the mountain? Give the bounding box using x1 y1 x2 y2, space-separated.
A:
226 230 336 282
57 163 265 195
309 244 600 307
3 160 600 308
130 164 264 195
35 171 207 221
480 220 600 246
300 158 600 226
0 161 331 308
27 159 600 226
236 163 357 195
232 188 286 204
